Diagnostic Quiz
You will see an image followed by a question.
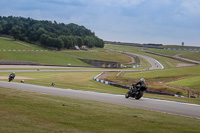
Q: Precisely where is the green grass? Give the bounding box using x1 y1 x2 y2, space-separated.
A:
0 71 127 94
145 47 200 61
163 45 200 49
62 48 131 63
0 37 45 50
124 65 200 80
0 38 132 66
0 87 200 133
167 76 200 89
123 65 200 88
0 51 89 66
112 65 200 97
1 71 200 104
181 51 200 61
105 44 186 68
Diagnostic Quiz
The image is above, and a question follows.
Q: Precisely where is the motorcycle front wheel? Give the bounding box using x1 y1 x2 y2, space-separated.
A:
125 92 130 98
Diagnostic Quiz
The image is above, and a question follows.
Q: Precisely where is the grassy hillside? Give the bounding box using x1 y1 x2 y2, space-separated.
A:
0 51 89 66
0 37 131 66
145 47 200 61
0 37 46 50
1 87 199 133
0 71 199 104
106 65 200 97
163 45 200 49
105 44 188 68
62 48 131 63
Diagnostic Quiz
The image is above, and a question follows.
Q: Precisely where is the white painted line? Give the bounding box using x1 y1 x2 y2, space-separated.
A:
154 59 164 69
143 97 200 107
117 71 122 77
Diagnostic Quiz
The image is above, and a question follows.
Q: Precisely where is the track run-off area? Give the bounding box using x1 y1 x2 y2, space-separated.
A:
0 81 200 119
0 52 199 119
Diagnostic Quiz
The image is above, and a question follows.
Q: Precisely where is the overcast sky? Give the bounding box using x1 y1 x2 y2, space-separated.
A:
0 0 200 46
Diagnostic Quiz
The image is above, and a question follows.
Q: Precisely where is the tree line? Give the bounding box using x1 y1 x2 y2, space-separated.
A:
0 16 104 49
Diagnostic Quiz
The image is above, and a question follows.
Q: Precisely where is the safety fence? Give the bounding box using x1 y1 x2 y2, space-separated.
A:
164 48 200 51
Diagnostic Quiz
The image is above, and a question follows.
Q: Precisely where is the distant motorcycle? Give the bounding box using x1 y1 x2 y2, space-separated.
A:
8 72 15 82
125 84 147 100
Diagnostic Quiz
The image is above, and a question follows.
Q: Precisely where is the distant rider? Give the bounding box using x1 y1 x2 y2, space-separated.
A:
9 72 16 82
9 72 15 79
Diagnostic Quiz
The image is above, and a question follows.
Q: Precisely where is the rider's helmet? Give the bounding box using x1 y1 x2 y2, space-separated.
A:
140 78 145 82
13 72 15 74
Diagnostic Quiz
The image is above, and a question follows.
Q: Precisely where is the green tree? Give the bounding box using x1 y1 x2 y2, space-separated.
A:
67 36 76 48
95 37 104 48
10 25 21 40
84 36 95 48
59 35 70 49
0 16 104 49
37 28 47 40
75 36 84 47
0 24 2 33
40 34 49 46
46 37 64 50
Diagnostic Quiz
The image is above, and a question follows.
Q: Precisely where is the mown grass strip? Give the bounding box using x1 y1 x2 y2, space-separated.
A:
0 87 200 133
0 71 200 105
105 44 190 68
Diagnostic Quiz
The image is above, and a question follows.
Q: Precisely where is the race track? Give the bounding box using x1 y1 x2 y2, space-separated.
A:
0 81 200 119
0 50 199 119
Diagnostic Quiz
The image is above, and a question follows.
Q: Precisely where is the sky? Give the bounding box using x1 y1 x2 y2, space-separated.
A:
0 0 200 46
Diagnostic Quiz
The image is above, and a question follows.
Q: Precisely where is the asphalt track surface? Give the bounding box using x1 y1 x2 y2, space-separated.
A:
0 81 200 119
0 51 163 73
105 48 164 70
0 51 199 119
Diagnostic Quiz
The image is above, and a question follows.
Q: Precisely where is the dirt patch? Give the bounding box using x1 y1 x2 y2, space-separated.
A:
176 63 195 67
15 41 35 48
0 76 33 79
173 53 183 58
97 72 113 80
123 55 136 64
147 88 176 94
0 37 34 49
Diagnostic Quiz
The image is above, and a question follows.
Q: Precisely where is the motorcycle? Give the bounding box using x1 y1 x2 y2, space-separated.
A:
125 84 147 100
8 74 15 82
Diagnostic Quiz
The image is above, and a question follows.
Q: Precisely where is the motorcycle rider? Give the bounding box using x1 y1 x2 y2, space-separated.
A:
136 78 146 88
131 78 146 93
10 72 15 77
9 72 15 80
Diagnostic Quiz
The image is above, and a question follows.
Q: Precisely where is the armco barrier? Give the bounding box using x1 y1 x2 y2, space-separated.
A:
174 95 185 98
94 78 111 85
93 72 111 85
164 48 200 51
131 65 141 68
142 49 200 64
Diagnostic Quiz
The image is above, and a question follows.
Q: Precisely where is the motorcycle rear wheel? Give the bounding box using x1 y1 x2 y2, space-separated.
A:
135 91 143 100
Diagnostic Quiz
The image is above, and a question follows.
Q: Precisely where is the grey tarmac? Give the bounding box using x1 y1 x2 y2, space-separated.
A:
0 81 199 119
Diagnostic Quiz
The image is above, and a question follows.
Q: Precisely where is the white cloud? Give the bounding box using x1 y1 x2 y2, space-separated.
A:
119 0 146 7
181 0 200 16
92 0 145 7
0 0 199 46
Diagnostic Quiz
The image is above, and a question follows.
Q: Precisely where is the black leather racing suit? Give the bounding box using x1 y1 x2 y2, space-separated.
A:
131 81 146 93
